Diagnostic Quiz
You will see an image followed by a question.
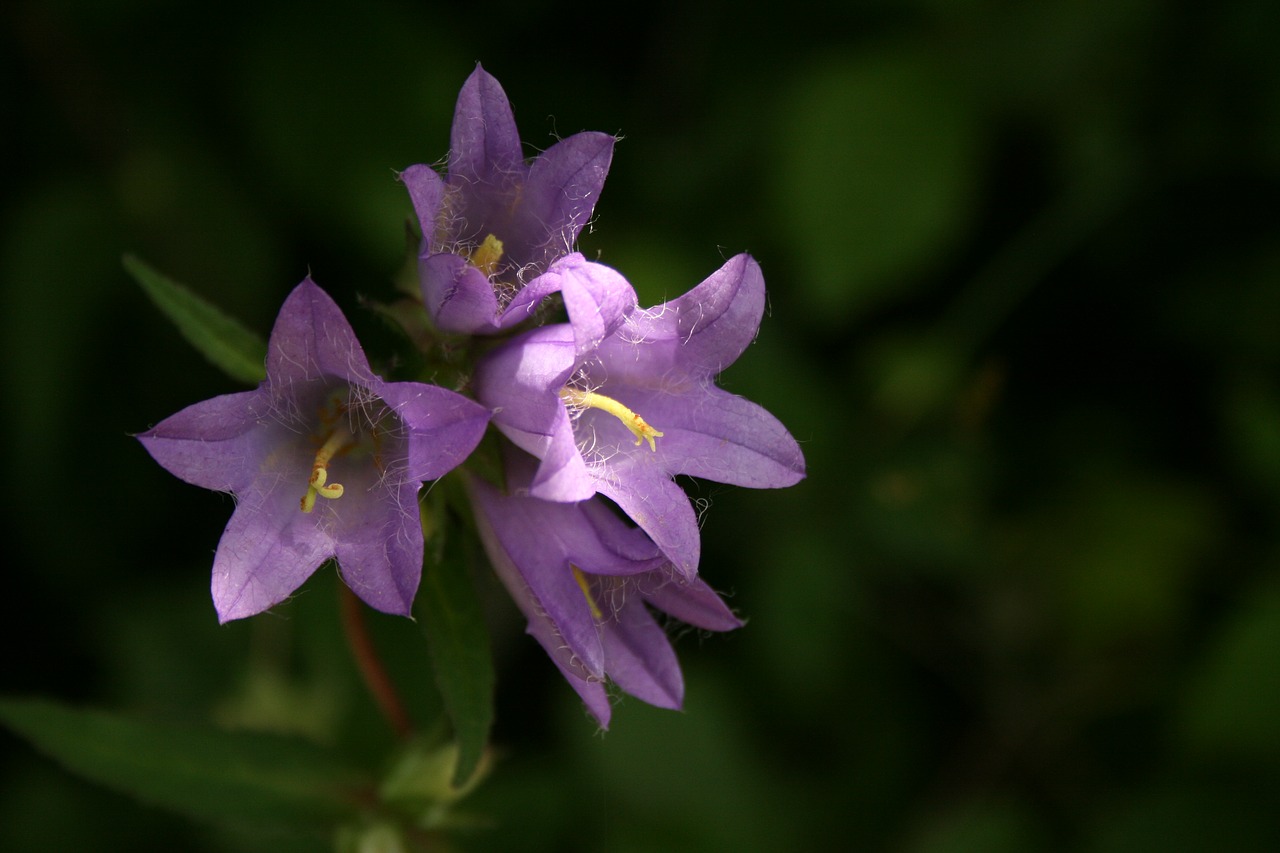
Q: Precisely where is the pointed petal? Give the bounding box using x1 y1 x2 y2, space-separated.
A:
527 612 612 729
559 669 613 729
499 455 666 575
663 253 766 373
516 401 593 502
631 386 806 488
597 253 765 382
522 559 605 680
375 381 491 482
266 279 378 387
602 595 683 710
581 498 667 567
644 574 743 632
475 324 577 435
594 467 701 578
137 389 272 492
332 481 422 617
449 65 523 184
504 255 635 356
468 478 606 676
420 252 503 334
399 163 445 243
525 132 616 251
212 470 334 623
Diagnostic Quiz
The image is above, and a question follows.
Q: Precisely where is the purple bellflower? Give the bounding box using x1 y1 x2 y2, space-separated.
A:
138 279 491 623
473 254 807 578
468 455 742 729
400 65 620 338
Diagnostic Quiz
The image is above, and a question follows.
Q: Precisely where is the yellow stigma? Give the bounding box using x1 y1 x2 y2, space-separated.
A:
559 388 664 451
300 427 351 513
469 234 505 277
571 566 603 620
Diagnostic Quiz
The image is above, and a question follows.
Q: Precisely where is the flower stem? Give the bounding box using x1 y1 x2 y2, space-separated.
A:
339 583 415 740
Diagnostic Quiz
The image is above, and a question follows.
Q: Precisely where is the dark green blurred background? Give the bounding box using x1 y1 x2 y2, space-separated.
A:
4 0 1280 850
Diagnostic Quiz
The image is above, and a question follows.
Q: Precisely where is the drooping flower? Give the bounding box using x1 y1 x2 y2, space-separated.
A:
467 455 741 729
400 65 620 338
473 253 806 577
137 279 491 623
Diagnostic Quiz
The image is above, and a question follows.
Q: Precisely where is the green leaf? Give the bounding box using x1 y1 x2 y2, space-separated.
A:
0 697 367 833
416 510 494 788
124 253 267 385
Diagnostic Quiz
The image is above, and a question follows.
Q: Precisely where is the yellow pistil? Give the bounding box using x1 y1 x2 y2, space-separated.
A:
300 427 351 513
469 234 505 277
571 565 603 620
559 388 665 451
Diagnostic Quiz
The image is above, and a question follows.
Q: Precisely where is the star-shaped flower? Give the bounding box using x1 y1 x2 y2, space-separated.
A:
400 65 620 338
468 456 742 729
473 253 806 577
138 279 491 622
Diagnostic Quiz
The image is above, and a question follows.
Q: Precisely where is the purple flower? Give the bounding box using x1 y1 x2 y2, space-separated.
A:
474 254 806 577
467 457 741 729
137 279 491 623
400 65 619 337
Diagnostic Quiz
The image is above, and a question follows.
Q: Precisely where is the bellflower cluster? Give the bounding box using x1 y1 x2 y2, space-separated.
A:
139 64 804 728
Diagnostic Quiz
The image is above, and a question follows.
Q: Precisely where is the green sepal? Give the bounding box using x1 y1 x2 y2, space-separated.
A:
416 489 495 788
378 735 492 829
124 253 268 385
0 697 369 833
395 217 424 298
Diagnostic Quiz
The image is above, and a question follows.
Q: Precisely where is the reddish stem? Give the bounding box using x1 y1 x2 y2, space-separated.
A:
339 584 414 740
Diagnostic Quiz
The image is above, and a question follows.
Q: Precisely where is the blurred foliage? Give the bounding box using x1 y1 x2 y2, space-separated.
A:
3 0 1279 850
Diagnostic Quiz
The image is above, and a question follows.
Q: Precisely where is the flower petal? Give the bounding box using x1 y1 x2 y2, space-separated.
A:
643 574 744 632
525 406 597 502
580 498 667 567
137 389 273 493
594 466 701 578
375 380 491 483
448 65 523 185
332 480 423 617
475 325 577 429
504 255 636 356
212 469 334 623
399 163 445 243
528 612 612 729
477 326 593 501
525 132 616 254
596 253 766 382
468 477 606 676
267 279 378 388
626 385 806 489
421 253 502 334
601 595 683 710
663 253 766 374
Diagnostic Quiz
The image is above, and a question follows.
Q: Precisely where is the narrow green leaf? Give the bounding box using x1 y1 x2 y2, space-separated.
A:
0 697 367 833
417 515 494 788
124 254 267 384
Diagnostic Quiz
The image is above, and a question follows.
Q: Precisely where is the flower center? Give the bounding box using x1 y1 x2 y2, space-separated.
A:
300 424 354 513
559 388 664 451
571 565 603 620
469 233 505 277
